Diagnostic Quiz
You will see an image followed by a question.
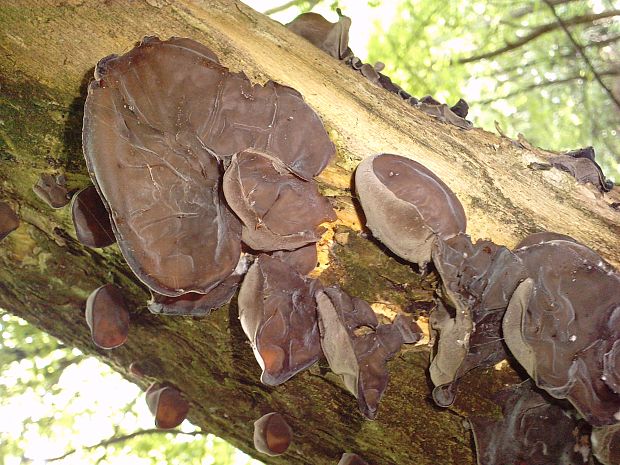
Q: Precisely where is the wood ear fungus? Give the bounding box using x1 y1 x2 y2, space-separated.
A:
145 383 190 429
253 412 292 456
338 453 369 465
33 173 69 209
0 202 19 241
71 186 115 248
85 284 129 349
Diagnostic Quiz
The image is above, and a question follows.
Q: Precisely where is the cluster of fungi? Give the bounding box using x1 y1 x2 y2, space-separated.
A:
0 10 618 465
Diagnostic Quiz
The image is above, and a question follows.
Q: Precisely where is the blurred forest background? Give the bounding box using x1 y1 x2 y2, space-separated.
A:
1 0 618 464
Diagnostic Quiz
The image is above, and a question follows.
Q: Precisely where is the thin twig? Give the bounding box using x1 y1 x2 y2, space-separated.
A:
264 0 319 16
46 428 205 462
542 0 620 110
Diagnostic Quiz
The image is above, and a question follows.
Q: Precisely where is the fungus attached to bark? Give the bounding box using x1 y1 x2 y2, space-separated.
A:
355 154 466 267
503 238 620 426
429 234 527 406
591 424 620 465
223 150 336 251
469 381 593 465
71 186 116 248
253 412 292 456
85 284 130 349
238 254 322 385
286 11 352 60
271 243 318 276
83 36 334 296
315 286 407 419
33 173 69 209
514 230 576 249
338 453 369 465
550 146 613 192
0 202 19 241
145 383 190 429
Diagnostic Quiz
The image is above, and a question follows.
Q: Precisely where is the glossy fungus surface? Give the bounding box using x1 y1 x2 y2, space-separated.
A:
223 150 336 251
315 286 407 419
253 412 292 456
504 239 620 426
0 202 19 241
515 231 576 249
145 383 190 429
286 11 352 59
238 254 322 385
71 186 116 248
33 173 69 209
355 154 466 267
271 243 318 276
338 453 369 465
591 424 620 465
469 381 592 465
429 235 527 405
85 284 130 349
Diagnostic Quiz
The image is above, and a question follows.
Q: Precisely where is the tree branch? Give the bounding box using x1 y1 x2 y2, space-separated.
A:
45 428 205 462
509 0 579 20
542 0 620 110
458 9 620 63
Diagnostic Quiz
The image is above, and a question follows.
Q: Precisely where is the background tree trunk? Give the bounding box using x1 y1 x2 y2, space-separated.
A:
0 1 618 464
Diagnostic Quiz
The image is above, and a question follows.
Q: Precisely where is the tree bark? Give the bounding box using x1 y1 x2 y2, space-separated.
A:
0 1 618 464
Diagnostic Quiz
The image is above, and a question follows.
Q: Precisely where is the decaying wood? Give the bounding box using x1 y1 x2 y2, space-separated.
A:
0 1 617 464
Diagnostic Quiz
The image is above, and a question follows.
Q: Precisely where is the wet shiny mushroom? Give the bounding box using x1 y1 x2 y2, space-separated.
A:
238 254 322 385
514 231 576 249
286 11 352 60
33 173 69 209
591 424 620 465
253 412 292 456
145 383 190 429
338 453 369 465
71 186 116 248
355 154 466 267
503 238 620 426
271 243 318 276
315 286 407 419
0 202 19 241
223 150 336 251
85 284 130 349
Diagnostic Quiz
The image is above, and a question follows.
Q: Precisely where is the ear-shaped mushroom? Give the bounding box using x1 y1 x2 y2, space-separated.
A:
145 383 190 429
469 381 593 465
591 424 620 465
450 99 469 118
238 254 322 385
286 12 352 60
515 231 576 249
0 202 19 241
355 154 466 267
416 102 473 130
503 238 620 426
271 243 318 276
550 146 613 192
338 453 369 465
85 284 130 349
71 186 116 248
315 286 406 419
429 235 527 405
253 412 292 456
223 150 336 251
33 173 69 208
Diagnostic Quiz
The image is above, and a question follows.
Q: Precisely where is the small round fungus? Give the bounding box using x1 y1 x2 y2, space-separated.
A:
145 383 190 429
85 284 130 349
33 173 69 209
0 202 19 241
253 412 292 456
338 452 369 465
355 154 466 267
71 186 116 248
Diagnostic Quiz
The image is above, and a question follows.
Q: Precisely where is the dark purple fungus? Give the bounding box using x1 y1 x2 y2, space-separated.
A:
503 239 620 426
469 381 593 465
315 286 406 419
429 235 527 406
392 314 423 344
33 173 69 208
253 412 292 456
603 338 620 394
591 424 620 465
416 102 473 130
71 186 116 248
0 202 19 241
360 63 380 84
145 383 189 429
223 150 336 251
85 284 130 349
271 243 318 276
238 254 322 386
550 146 613 192
450 99 469 118
286 12 352 60
515 230 576 249
355 154 466 267
338 453 369 465
420 95 441 105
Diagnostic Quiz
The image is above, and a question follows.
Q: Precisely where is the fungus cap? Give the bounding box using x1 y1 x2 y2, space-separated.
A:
0 202 19 241
85 284 130 349
71 186 116 248
145 383 190 429
253 412 292 456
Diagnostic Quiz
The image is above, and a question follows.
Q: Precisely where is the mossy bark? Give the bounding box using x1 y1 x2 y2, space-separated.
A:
0 1 617 464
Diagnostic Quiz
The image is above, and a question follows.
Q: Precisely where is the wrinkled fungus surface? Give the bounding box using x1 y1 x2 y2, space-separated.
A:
504 239 620 426
355 154 466 267
33 173 69 209
469 381 592 465
253 412 293 456
550 146 613 192
238 254 322 386
286 12 352 60
145 383 190 429
271 243 318 276
223 150 336 251
71 186 116 248
315 286 407 419
0 202 19 241
85 284 130 349
83 36 334 296
591 424 620 465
